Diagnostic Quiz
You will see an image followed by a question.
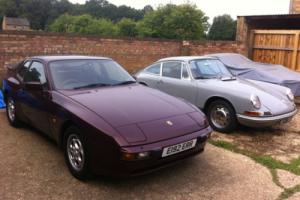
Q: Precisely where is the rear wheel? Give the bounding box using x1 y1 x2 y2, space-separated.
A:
6 96 21 127
64 126 90 180
206 100 238 133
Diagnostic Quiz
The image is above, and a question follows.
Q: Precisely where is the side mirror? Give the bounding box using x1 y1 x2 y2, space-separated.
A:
24 82 43 91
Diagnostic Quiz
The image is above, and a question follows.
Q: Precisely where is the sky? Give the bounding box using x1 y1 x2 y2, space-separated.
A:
70 0 290 22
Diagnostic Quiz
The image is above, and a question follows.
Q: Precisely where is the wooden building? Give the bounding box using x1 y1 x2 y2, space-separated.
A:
290 0 300 14
2 16 30 31
237 14 300 72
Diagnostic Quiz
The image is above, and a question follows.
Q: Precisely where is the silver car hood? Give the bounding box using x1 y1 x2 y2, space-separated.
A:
198 78 295 115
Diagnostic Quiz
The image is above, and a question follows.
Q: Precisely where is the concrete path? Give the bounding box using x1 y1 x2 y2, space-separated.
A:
0 111 282 200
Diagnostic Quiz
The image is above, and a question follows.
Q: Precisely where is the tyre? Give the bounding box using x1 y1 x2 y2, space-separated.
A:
64 126 90 180
6 96 21 127
206 100 238 133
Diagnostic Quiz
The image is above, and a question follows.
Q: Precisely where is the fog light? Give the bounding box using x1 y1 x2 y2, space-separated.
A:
121 151 150 161
137 152 150 159
121 152 136 161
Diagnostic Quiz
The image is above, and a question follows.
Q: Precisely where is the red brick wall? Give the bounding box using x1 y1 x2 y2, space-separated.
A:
0 31 246 80
189 41 246 56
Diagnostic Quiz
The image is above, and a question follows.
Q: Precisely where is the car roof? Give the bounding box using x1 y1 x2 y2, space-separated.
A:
206 53 241 58
30 55 111 62
157 56 216 62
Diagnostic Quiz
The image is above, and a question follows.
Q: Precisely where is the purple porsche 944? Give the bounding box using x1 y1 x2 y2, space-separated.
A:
2 56 211 180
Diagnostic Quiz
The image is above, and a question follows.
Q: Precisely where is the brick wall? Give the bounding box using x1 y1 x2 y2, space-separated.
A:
189 41 245 56
0 31 245 80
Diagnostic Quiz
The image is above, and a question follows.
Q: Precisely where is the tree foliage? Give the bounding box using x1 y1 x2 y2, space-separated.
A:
0 0 149 30
49 14 117 36
137 4 209 40
208 14 237 41
117 18 137 37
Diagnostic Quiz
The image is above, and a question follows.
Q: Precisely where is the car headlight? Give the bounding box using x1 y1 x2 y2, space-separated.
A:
286 89 294 101
250 95 261 109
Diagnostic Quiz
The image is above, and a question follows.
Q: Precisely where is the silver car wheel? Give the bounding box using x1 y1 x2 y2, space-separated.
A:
210 105 231 129
67 134 85 172
7 98 16 122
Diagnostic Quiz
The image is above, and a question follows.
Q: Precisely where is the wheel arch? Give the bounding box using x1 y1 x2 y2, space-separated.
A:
58 120 77 149
204 96 236 114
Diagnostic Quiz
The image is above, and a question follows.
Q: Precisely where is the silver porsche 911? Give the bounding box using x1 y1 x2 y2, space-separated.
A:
135 56 298 133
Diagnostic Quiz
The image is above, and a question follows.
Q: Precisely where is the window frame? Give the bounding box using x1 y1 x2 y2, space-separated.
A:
161 61 191 80
17 60 32 81
23 60 48 88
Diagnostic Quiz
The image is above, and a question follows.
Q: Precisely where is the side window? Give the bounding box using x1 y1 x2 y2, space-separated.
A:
24 61 47 84
17 61 31 80
145 63 161 75
162 62 182 79
182 65 189 79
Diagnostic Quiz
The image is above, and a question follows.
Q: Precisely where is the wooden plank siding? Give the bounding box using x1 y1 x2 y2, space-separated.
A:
251 30 300 72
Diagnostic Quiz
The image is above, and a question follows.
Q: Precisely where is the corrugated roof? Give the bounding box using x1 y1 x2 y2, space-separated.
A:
4 17 30 26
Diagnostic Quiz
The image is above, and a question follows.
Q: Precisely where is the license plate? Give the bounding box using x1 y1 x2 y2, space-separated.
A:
162 139 197 158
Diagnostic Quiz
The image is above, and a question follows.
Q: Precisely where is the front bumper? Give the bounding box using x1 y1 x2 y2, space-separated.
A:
237 109 298 127
90 126 212 177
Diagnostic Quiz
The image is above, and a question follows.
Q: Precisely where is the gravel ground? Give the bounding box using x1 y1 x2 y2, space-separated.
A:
212 105 300 163
0 110 283 200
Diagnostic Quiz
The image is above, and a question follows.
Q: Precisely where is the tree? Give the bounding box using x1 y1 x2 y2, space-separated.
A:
137 4 209 40
208 14 237 41
0 0 23 17
49 14 117 36
49 14 73 32
0 0 146 31
117 18 137 37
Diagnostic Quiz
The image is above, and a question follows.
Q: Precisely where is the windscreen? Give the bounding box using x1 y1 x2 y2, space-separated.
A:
49 59 135 90
190 59 233 79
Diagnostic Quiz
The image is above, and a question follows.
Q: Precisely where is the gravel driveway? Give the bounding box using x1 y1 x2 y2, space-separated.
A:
0 110 282 200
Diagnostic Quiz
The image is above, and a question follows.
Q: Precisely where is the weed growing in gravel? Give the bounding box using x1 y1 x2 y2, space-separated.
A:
209 139 300 200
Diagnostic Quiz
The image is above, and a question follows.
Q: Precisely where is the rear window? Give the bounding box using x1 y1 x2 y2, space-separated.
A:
145 63 161 75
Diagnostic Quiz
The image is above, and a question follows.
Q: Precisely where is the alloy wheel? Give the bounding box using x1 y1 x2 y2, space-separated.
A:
67 134 85 172
7 98 16 122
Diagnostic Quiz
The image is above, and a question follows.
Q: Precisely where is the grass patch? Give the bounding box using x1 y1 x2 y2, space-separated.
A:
209 139 300 199
278 185 300 200
209 139 300 175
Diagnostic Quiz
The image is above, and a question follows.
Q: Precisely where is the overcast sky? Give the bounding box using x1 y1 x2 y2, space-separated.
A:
70 0 290 22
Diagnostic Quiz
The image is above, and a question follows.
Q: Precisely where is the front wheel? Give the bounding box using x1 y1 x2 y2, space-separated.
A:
206 100 238 133
64 126 90 180
6 96 21 127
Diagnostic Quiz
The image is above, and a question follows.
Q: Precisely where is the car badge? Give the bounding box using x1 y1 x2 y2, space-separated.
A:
166 120 173 126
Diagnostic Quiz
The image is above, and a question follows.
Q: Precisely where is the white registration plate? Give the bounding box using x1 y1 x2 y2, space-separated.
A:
162 139 197 158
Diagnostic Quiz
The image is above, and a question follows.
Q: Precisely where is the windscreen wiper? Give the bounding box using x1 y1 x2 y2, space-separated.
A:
114 80 136 86
194 76 212 80
73 83 112 90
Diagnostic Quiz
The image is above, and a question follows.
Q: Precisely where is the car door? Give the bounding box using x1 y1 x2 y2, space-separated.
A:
157 61 198 105
20 61 52 136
